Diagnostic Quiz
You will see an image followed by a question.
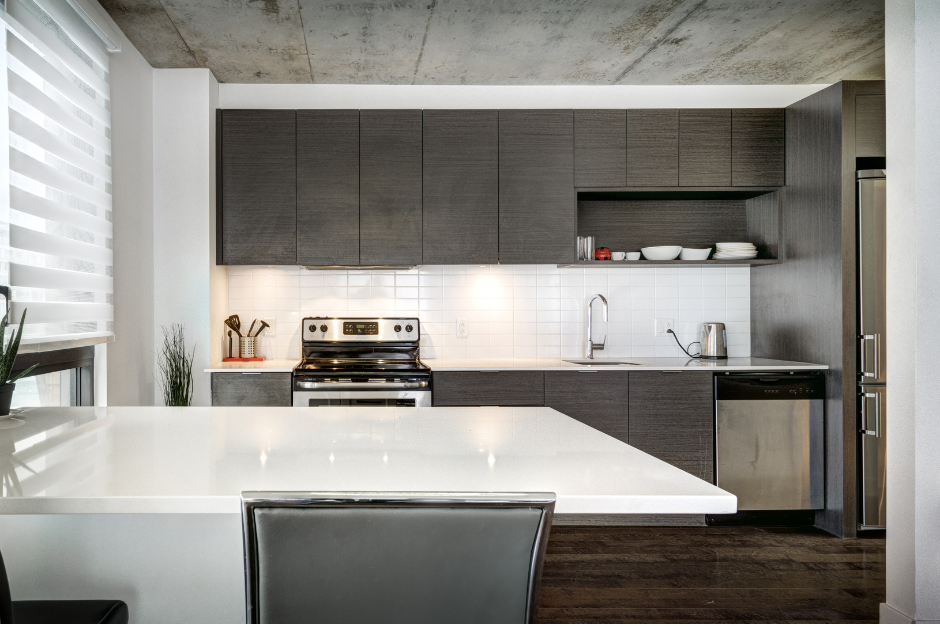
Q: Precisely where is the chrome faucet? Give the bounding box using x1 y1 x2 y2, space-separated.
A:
586 294 608 359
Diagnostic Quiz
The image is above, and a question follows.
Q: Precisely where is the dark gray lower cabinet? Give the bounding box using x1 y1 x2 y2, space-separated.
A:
544 371 629 444
628 371 714 482
211 373 292 407
431 371 544 406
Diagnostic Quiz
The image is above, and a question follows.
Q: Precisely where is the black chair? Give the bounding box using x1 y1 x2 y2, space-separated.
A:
241 491 556 624
0 548 128 624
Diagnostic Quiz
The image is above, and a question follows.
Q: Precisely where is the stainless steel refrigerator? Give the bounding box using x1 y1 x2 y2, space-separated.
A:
857 169 887 530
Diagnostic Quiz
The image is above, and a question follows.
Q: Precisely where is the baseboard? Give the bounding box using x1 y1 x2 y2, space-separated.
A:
880 602 940 624
552 514 706 526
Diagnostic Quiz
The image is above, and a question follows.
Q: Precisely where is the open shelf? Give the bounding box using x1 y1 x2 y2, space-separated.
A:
557 259 780 268
575 187 780 201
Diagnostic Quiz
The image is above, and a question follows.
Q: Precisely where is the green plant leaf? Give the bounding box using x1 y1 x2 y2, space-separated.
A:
9 362 38 384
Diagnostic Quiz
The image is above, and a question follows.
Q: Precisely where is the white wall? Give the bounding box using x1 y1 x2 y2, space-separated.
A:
219 84 828 109
152 69 222 406
227 265 750 361
107 18 155 406
884 0 940 622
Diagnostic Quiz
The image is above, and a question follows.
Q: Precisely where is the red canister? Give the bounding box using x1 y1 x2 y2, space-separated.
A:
594 247 611 260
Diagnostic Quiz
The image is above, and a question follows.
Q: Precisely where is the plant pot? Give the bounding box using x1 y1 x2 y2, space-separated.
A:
0 383 14 417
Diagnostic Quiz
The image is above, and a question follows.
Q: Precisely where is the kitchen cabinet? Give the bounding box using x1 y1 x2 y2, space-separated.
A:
628 371 714 482
431 371 544 406
731 109 785 186
855 94 886 157
296 110 359 266
627 109 679 186
218 110 296 265
544 371 629 444
498 110 575 264
423 110 499 265
574 110 626 187
359 110 423 265
679 109 732 186
211 373 292 407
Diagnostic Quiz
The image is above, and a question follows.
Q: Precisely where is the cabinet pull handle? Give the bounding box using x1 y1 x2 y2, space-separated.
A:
242 372 261 375
578 370 598 373
662 370 683 373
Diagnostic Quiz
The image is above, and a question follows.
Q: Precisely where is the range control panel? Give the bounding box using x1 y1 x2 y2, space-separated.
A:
302 317 419 342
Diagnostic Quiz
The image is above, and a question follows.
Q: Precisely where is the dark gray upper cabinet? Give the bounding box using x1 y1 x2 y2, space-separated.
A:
359 110 423 265
574 110 626 187
731 109 785 186
423 110 499 265
498 110 574 264
296 110 359 266
628 371 714 482
855 94 886 158
544 371 629 444
627 109 679 186
679 109 731 186
218 110 296 265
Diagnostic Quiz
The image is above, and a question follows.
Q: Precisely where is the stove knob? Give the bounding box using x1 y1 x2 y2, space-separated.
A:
405 324 413 333
320 324 328 332
308 324 315 332
394 324 402 332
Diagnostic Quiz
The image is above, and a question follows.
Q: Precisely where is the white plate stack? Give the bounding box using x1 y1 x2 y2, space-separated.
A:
714 242 758 260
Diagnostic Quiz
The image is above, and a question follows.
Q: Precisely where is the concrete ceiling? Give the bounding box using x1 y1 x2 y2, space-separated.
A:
99 0 884 85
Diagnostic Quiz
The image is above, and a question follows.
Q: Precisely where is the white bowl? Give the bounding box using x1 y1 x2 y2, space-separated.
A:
679 248 712 260
640 246 682 261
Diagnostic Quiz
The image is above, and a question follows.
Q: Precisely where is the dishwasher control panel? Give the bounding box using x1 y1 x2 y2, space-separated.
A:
715 374 825 401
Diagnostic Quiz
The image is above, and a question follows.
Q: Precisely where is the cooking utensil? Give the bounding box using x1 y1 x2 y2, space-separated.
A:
253 320 270 337
225 315 242 337
247 319 258 337
228 330 233 358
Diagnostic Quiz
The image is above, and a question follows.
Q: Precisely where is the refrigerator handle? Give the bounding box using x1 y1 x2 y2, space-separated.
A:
859 334 880 379
860 391 882 437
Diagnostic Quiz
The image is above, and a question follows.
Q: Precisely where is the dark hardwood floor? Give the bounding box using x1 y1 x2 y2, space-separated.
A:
538 526 885 624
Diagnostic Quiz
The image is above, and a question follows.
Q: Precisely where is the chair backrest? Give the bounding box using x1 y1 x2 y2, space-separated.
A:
241 492 555 624
0 547 12 624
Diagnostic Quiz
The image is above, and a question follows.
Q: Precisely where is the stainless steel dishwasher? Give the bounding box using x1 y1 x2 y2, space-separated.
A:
715 374 825 510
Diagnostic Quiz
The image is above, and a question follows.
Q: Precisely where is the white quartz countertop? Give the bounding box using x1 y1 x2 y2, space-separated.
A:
205 357 827 373
0 406 736 516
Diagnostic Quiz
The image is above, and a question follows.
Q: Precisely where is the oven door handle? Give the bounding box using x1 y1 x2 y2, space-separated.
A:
294 380 429 389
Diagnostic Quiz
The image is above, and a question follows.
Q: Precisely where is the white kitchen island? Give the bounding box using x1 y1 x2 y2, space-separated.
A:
0 406 735 622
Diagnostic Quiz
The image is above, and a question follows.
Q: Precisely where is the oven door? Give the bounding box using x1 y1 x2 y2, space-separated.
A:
292 389 432 408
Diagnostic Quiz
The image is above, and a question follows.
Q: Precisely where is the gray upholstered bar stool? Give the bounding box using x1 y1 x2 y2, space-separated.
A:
241 491 556 624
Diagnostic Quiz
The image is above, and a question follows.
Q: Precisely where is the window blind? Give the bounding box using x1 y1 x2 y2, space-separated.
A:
1 0 112 349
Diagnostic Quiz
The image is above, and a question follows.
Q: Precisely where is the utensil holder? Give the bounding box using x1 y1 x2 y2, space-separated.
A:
239 337 256 358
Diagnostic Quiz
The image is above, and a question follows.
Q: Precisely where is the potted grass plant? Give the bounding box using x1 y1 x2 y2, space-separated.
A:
0 309 37 416
158 324 194 406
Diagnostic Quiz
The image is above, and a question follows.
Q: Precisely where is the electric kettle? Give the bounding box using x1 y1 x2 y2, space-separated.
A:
701 323 728 359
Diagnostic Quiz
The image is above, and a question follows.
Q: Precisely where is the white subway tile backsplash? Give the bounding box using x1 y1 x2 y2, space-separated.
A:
225 265 750 360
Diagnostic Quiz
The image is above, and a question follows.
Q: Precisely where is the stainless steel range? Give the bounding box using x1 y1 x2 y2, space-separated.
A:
292 317 431 407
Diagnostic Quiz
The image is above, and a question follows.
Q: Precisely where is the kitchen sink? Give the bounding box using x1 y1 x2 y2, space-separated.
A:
563 360 642 366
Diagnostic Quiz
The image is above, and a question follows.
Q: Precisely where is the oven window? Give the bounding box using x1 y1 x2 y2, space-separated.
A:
306 398 416 407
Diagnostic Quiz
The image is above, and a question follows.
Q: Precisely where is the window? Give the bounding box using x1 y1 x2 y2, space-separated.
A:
1 0 113 351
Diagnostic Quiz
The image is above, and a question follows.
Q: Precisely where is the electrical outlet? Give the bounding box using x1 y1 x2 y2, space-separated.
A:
457 318 468 337
263 322 274 336
654 318 674 337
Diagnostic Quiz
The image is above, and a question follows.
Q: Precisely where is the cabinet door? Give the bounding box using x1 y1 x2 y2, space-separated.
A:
679 109 731 186
432 371 544 406
731 109 785 186
360 110 423 265
211 373 292 406
544 371 629 444
574 110 626 187
628 371 714 482
498 110 574 264
423 110 498 264
627 109 678 186
855 94 886 158
297 110 359 266
219 110 296 265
